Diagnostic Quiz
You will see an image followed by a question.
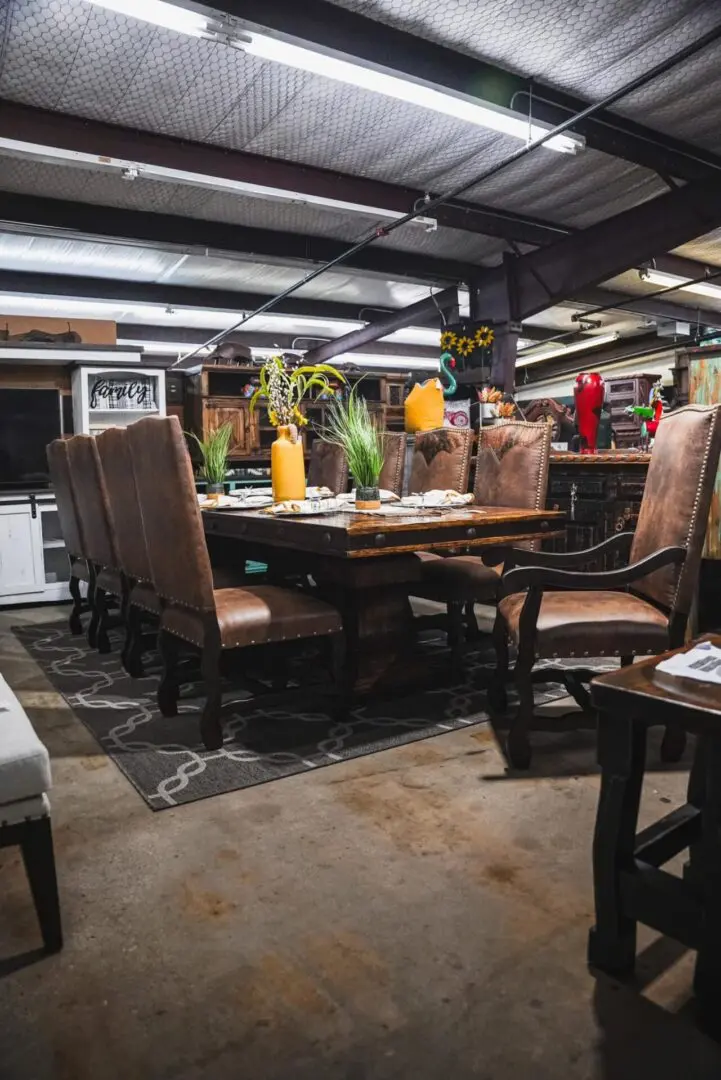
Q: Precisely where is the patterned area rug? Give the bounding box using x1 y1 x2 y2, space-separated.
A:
14 622 581 811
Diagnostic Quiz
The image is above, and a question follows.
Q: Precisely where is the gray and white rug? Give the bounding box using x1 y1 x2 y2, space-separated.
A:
14 622 583 811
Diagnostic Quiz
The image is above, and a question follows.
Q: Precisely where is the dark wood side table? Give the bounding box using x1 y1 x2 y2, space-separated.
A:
589 636 721 1032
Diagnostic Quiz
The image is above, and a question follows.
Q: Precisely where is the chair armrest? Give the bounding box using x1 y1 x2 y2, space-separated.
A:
501 546 685 596
503 531 634 570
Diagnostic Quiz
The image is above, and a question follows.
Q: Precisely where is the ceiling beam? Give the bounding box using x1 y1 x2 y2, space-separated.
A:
518 332 683 385
0 99 569 247
470 178 721 322
117 324 439 358
304 288 459 362
572 286 720 328
214 0 721 182
0 192 479 286
0 268 374 322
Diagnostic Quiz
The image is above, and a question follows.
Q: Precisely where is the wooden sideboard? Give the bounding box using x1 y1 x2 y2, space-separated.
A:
546 451 651 563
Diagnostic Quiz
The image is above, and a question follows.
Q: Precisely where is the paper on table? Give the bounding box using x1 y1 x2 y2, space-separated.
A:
656 642 721 685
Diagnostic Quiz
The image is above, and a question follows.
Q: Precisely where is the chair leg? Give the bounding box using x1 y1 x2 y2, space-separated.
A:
464 601 481 641
660 725 687 763
200 640 224 751
487 611 509 714
507 644 535 770
87 578 100 650
331 632 352 720
20 817 63 953
123 605 146 679
447 602 464 682
587 714 646 975
94 587 111 654
157 630 180 717
68 574 84 635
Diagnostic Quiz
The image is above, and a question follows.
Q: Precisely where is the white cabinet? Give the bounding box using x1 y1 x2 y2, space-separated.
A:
0 495 71 606
72 365 166 435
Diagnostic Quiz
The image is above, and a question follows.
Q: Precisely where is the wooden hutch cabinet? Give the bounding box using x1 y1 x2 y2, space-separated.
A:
184 365 408 463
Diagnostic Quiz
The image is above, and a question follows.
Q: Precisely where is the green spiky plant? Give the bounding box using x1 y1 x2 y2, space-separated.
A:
249 355 345 430
187 421 234 486
322 387 385 491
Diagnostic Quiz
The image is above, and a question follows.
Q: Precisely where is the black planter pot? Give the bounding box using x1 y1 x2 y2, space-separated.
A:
355 485 381 510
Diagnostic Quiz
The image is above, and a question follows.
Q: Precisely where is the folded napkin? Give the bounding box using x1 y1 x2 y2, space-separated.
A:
261 498 342 516
400 490 474 508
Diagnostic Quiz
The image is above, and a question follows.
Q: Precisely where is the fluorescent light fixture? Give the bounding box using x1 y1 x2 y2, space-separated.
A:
0 136 436 228
516 332 619 368
643 269 721 301
239 35 584 154
86 0 210 35
82 0 583 154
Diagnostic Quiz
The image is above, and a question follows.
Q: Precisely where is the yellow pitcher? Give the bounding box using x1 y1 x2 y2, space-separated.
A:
404 379 445 433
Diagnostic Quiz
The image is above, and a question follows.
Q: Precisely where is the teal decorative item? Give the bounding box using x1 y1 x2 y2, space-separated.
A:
439 351 457 397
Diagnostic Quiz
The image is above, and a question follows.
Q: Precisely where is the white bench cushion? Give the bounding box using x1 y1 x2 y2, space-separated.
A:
0 674 51 805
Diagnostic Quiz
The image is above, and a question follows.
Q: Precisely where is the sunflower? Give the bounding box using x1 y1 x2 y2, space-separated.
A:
440 330 457 351
456 335 475 358
474 325 495 348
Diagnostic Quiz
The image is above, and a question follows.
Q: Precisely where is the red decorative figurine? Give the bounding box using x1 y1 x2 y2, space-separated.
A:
573 372 605 454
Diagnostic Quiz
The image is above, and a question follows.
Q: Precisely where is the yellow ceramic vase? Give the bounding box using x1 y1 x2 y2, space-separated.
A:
404 379 445 433
271 425 306 502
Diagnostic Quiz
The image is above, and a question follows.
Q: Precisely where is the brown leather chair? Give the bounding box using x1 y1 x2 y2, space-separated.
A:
494 404 721 769
95 428 160 676
378 432 407 497
126 416 344 750
411 421 552 664
407 428 472 495
65 435 123 653
307 440 348 494
46 439 90 636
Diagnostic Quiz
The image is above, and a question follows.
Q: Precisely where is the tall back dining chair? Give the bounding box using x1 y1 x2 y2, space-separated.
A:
65 435 122 653
126 416 343 750
307 440 348 494
46 439 89 635
411 421 552 670
494 404 721 769
96 427 160 675
407 428 473 495
378 432 407 497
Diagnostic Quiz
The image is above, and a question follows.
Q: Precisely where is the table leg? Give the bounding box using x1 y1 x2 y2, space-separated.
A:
316 555 421 695
588 712 647 975
693 736 721 1033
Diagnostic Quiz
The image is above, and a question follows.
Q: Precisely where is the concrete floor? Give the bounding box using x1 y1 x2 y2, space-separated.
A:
1 605 720 1080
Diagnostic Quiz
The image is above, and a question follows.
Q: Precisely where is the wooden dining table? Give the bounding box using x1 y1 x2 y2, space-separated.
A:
204 503 565 692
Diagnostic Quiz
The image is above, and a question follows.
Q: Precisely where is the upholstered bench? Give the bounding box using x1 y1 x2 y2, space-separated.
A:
0 673 62 953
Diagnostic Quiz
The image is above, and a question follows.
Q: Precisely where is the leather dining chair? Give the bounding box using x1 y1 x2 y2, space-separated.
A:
95 427 160 677
407 428 473 495
307 440 348 494
378 432 407 497
65 435 123 653
46 439 90 636
127 416 344 751
411 421 552 670
493 404 721 769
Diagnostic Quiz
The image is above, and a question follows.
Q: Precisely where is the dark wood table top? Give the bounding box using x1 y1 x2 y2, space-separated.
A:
204 504 565 560
591 635 721 727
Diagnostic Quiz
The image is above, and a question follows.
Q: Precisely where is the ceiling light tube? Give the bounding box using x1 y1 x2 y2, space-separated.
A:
239 34 583 154
82 0 583 154
643 269 721 301
0 137 436 227
516 332 619 368
85 0 211 36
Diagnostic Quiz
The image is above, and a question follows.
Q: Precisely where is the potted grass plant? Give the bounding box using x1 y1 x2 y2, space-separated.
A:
322 388 385 510
187 421 234 504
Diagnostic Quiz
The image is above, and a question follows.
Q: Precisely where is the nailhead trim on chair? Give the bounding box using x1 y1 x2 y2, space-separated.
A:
670 405 717 614
162 625 341 649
